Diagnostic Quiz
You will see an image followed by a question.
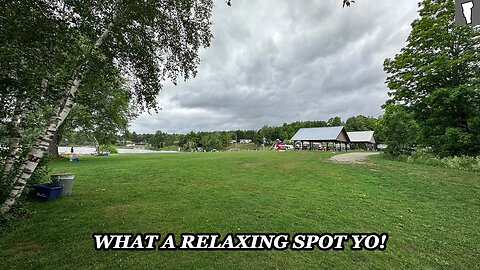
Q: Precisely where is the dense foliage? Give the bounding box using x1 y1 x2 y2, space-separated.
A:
64 115 379 151
382 0 480 157
376 105 418 156
407 148 480 172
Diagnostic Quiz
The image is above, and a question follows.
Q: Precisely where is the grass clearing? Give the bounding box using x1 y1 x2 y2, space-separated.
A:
0 151 479 269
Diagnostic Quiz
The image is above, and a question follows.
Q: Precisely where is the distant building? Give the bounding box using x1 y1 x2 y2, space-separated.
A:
291 126 350 151
347 131 376 150
347 131 376 144
239 139 253 144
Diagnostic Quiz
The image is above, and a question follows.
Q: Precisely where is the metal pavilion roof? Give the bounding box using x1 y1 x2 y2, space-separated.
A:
290 126 349 142
347 131 376 144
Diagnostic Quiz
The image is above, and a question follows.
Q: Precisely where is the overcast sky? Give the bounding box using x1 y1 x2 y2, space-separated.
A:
130 0 419 134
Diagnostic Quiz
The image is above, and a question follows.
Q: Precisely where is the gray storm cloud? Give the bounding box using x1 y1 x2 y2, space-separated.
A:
130 0 419 134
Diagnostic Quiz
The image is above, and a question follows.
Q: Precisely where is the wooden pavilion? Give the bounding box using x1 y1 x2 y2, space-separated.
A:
291 126 350 151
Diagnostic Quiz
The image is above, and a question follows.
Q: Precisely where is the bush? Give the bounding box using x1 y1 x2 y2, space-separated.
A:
377 105 419 156
100 144 118 154
442 156 478 171
408 148 442 167
404 148 480 172
381 152 408 162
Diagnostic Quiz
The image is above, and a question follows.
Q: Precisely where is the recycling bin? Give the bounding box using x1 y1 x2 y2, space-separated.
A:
34 183 63 201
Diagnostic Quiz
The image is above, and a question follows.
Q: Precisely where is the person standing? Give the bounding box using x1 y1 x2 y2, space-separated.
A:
70 147 74 154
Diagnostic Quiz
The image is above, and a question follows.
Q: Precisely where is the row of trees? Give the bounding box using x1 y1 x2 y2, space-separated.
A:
116 115 379 151
379 0 480 157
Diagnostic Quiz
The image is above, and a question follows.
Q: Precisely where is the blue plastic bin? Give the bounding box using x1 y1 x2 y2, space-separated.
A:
34 184 63 201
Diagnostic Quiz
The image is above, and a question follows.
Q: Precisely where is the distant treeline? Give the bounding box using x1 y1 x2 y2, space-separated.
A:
62 115 378 151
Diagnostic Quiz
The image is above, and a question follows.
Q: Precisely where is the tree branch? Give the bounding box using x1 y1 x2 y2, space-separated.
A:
1 0 124 214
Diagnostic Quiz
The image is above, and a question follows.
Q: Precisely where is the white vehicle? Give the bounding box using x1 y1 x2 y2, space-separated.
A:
284 145 294 150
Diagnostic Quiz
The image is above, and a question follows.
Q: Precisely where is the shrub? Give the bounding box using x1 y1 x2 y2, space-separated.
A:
100 144 118 154
442 156 478 171
408 148 443 167
404 148 480 172
381 152 408 162
377 105 419 156
474 156 480 171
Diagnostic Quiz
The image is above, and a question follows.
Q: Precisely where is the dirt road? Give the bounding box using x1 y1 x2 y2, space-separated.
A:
330 152 380 163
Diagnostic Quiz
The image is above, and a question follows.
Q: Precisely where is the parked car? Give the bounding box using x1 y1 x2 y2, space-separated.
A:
284 145 294 150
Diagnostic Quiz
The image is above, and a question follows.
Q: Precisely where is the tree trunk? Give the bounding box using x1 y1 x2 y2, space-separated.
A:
2 103 32 180
2 108 20 179
1 78 80 214
3 137 20 179
0 0 122 214
89 134 101 155
49 131 61 159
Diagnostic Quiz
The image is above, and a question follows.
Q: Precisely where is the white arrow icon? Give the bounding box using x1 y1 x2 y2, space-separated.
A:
462 1 474 24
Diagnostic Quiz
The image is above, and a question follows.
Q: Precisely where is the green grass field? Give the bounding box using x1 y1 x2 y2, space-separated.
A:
0 151 479 269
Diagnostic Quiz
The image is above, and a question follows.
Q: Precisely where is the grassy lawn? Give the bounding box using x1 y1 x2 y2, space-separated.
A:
0 151 479 269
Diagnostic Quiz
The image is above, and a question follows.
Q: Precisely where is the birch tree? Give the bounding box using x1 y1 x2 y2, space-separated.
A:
50 62 136 158
0 0 213 214
1 0 354 214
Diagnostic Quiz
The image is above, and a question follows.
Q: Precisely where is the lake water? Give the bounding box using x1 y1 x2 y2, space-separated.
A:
58 146 178 154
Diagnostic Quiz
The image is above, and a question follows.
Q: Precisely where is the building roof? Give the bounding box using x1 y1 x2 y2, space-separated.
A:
347 131 376 144
291 127 350 143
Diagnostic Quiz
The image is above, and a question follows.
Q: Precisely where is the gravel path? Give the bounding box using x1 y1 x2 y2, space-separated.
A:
330 152 380 163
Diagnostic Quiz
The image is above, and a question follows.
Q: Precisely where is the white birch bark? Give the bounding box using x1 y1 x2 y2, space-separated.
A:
1 0 122 214
2 102 33 179
2 105 22 179
3 78 47 179
1 78 80 214
91 134 101 155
